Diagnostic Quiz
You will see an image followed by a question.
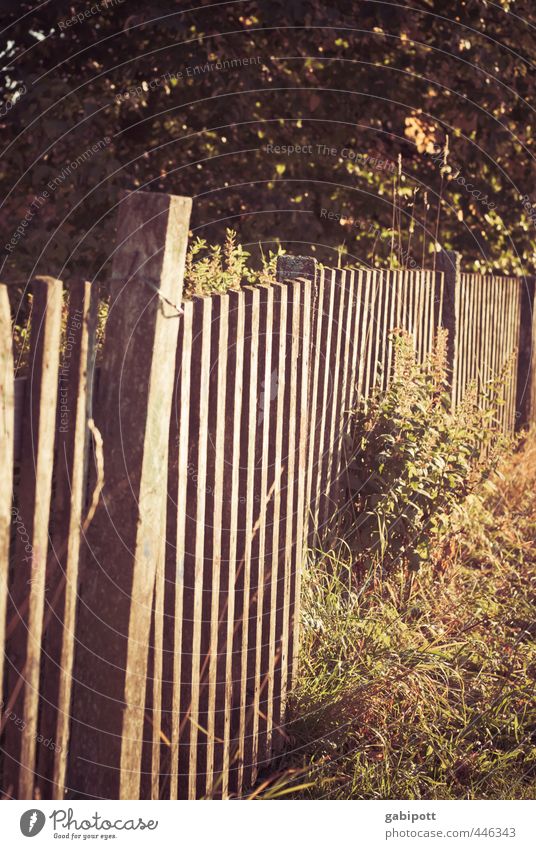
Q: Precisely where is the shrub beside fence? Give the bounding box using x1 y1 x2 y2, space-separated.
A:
0 190 534 801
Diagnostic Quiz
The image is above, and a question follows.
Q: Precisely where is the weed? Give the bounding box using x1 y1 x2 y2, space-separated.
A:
183 229 283 297
341 329 513 580
264 342 534 801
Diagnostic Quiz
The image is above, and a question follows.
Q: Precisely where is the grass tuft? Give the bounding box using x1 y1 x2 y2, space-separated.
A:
274 434 536 800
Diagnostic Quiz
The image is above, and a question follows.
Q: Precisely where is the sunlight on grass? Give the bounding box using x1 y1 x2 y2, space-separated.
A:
269 433 536 800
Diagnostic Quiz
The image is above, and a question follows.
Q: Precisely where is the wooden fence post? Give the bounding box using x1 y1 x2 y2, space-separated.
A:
436 249 461 403
68 190 192 800
515 275 535 429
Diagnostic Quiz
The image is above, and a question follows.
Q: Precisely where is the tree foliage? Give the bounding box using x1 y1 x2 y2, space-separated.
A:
1 0 535 290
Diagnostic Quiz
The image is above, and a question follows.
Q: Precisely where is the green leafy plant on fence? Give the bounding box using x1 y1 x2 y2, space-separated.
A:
12 231 282 372
342 328 514 579
183 228 284 298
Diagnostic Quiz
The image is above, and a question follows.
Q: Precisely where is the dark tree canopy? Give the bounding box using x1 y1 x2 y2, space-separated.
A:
1 0 535 283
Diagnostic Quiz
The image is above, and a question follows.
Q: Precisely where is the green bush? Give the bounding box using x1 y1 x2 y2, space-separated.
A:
342 329 513 577
183 229 283 297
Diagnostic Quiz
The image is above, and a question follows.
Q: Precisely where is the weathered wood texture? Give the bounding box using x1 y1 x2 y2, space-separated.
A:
287 262 441 548
37 279 98 800
68 190 192 800
156 277 313 799
1 239 533 803
515 276 535 428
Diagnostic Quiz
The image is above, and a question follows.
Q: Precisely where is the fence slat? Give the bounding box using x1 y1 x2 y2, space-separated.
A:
333 270 356 514
371 271 385 390
363 271 379 399
222 290 245 797
516 277 535 427
471 275 481 394
437 250 459 401
426 271 434 355
304 269 324 544
0 285 14 722
346 270 361 411
151 531 165 799
205 295 229 797
321 270 345 531
496 278 507 429
356 270 371 401
187 297 212 798
251 285 274 779
386 270 397 378
481 277 491 403
380 268 392 378
3 277 63 800
492 278 503 417
236 287 260 795
314 268 336 536
508 281 522 432
36 279 98 801
4 245 532 803
457 277 470 401
169 301 193 800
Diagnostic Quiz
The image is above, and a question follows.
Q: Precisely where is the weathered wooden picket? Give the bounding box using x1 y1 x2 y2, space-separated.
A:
0 190 534 801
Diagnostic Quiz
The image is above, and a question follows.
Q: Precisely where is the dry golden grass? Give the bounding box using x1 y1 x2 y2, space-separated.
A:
260 433 536 800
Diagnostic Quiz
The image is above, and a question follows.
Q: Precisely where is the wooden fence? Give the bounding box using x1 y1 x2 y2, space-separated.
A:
454 273 522 431
0 190 534 801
